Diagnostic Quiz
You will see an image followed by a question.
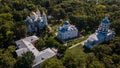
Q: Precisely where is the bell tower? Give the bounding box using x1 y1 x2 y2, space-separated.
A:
97 17 110 35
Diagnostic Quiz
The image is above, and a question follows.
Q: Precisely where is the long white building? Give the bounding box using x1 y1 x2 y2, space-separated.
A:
57 21 78 40
15 36 56 68
84 17 115 49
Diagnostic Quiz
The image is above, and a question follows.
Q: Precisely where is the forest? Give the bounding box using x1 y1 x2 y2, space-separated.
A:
0 0 120 68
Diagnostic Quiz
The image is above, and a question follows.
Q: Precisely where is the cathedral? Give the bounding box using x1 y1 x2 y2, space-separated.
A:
84 17 115 49
25 9 47 33
57 21 78 41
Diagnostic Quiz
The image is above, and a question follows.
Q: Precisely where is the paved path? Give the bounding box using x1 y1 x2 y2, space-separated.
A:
69 40 85 49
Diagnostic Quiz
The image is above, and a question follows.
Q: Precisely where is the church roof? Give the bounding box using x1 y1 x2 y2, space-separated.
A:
58 27 68 32
63 21 69 25
58 21 77 33
30 11 36 15
102 17 110 24
84 33 105 49
58 25 77 33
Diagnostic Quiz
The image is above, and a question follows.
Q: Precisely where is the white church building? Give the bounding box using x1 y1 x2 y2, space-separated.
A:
25 9 48 33
84 17 115 49
57 21 78 41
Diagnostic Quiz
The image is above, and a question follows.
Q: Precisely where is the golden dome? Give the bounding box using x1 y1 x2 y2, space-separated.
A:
30 11 36 15
42 11 46 16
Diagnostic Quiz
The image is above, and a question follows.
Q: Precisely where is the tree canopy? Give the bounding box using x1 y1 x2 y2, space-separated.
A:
0 0 120 68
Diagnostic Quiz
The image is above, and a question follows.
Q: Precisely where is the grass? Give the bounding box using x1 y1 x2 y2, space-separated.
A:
62 45 89 68
65 45 87 58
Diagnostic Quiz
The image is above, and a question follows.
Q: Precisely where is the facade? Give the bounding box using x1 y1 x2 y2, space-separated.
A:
84 17 115 49
25 9 48 33
15 36 56 68
57 21 78 40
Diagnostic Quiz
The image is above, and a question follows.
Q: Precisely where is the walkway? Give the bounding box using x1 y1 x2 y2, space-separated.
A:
69 40 85 49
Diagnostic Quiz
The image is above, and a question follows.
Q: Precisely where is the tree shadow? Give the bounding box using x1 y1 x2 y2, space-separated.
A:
83 46 92 53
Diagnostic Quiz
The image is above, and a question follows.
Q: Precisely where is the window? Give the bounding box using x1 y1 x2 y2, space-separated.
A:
18 44 20 46
31 39 33 41
32 48 35 50
41 57 44 60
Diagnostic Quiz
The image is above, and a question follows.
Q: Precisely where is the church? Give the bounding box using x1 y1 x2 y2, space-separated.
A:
57 21 78 41
84 17 115 49
24 9 48 33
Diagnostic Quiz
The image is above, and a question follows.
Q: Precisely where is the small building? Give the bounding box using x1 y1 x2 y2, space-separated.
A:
57 21 78 41
15 36 56 68
84 17 115 49
25 9 48 33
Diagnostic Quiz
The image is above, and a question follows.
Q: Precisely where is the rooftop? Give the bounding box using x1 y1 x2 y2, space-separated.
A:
58 21 77 33
63 21 69 25
15 35 39 57
15 36 56 67
101 17 110 24
32 48 56 67
23 35 39 43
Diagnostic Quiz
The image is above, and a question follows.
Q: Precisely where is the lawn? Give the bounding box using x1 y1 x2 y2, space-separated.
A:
65 45 87 58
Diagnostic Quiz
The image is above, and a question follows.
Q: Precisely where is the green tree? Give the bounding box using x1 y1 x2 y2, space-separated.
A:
86 53 98 68
111 19 120 35
8 45 16 53
110 37 120 55
14 51 35 68
92 45 112 60
117 63 120 68
35 39 45 51
41 58 65 68
76 55 86 68
58 45 67 54
112 54 120 64
13 12 23 21
0 48 16 68
59 8 66 19
46 37 61 47
63 52 78 68
88 61 104 68
12 1 25 10
102 56 115 68
13 22 27 39
26 4 36 11
69 15 88 30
